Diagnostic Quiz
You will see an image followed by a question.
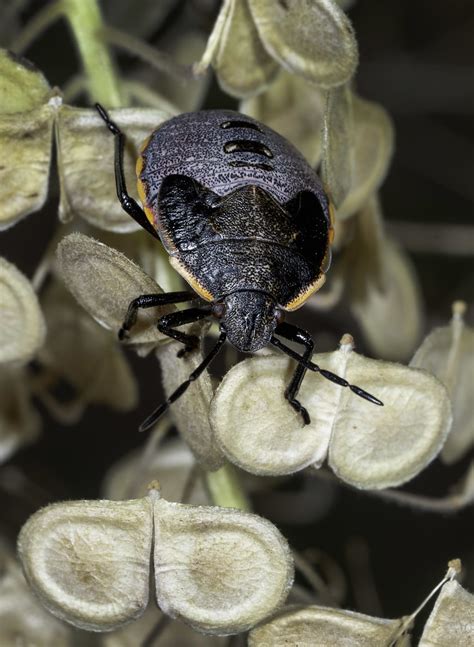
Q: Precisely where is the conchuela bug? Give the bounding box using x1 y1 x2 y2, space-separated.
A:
96 104 383 431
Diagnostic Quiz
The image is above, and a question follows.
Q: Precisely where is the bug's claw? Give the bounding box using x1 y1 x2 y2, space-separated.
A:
176 336 200 358
287 397 311 425
118 326 130 341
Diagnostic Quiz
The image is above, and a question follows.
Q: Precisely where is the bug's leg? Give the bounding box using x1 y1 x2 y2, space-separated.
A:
271 334 384 408
157 306 212 357
139 331 227 432
120 291 197 340
95 103 160 240
273 322 314 424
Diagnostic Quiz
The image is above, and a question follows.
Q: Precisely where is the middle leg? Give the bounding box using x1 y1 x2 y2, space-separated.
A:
119 290 197 340
157 306 212 356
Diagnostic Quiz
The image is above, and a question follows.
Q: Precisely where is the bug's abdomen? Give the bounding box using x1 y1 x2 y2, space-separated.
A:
137 109 330 222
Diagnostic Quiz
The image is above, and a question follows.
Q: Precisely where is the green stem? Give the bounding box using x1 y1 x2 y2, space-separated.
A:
62 0 123 107
205 463 251 511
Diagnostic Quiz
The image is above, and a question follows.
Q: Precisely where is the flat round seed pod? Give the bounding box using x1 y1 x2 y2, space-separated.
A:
39 283 138 413
0 49 55 229
344 196 423 361
56 233 173 347
153 497 294 635
56 106 172 231
322 90 394 219
352 240 422 361
157 342 225 472
321 83 353 209
18 489 293 636
0 105 55 230
0 49 51 114
211 339 452 488
410 302 474 464
18 498 153 632
338 95 394 219
211 354 333 476
0 546 73 647
327 346 452 489
249 605 405 647
241 72 324 166
0 257 46 364
213 0 278 98
419 580 474 646
248 0 358 87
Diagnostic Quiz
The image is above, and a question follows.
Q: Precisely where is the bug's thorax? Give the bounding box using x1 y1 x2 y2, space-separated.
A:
212 185 291 239
215 291 280 353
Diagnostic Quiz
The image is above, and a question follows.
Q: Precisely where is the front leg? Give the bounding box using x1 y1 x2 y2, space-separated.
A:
273 321 314 425
119 291 196 340
157 307 212 357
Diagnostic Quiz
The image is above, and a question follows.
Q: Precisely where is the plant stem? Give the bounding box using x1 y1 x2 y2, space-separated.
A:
205 463 251 511
62 0 123 106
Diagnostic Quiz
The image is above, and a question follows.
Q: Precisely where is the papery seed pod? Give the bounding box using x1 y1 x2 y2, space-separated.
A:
18 497 154 632
56 106 173 230
411 302 474 464
0 49 55 229
56 233 173 349
340 195 423 360
198 0 358 96
419 579 474 646
18 487 294 635
0 257 46 364
322 89 394 216
211 335 452 488
37 281 138 420
0 542 74 646
249 605 407 647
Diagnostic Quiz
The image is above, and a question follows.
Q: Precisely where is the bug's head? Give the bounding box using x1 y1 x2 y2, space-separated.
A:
214 291 280 353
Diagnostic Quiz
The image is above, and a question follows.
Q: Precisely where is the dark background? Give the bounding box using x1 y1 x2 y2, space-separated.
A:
0 0 472 640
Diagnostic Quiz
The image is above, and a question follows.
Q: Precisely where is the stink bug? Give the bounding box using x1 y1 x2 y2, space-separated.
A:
96 104 383 431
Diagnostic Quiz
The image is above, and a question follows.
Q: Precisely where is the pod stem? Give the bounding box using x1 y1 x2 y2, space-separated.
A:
205 463 251 511
62 0 124 107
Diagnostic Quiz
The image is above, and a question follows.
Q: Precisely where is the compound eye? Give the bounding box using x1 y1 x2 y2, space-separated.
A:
212 302 226 319
275 309 285 325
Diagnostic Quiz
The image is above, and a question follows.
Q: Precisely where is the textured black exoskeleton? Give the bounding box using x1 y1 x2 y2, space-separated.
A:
96 105 383 431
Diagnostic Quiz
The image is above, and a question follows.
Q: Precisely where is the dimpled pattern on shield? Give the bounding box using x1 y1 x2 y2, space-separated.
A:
138 110 329 207
137 110 331 308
